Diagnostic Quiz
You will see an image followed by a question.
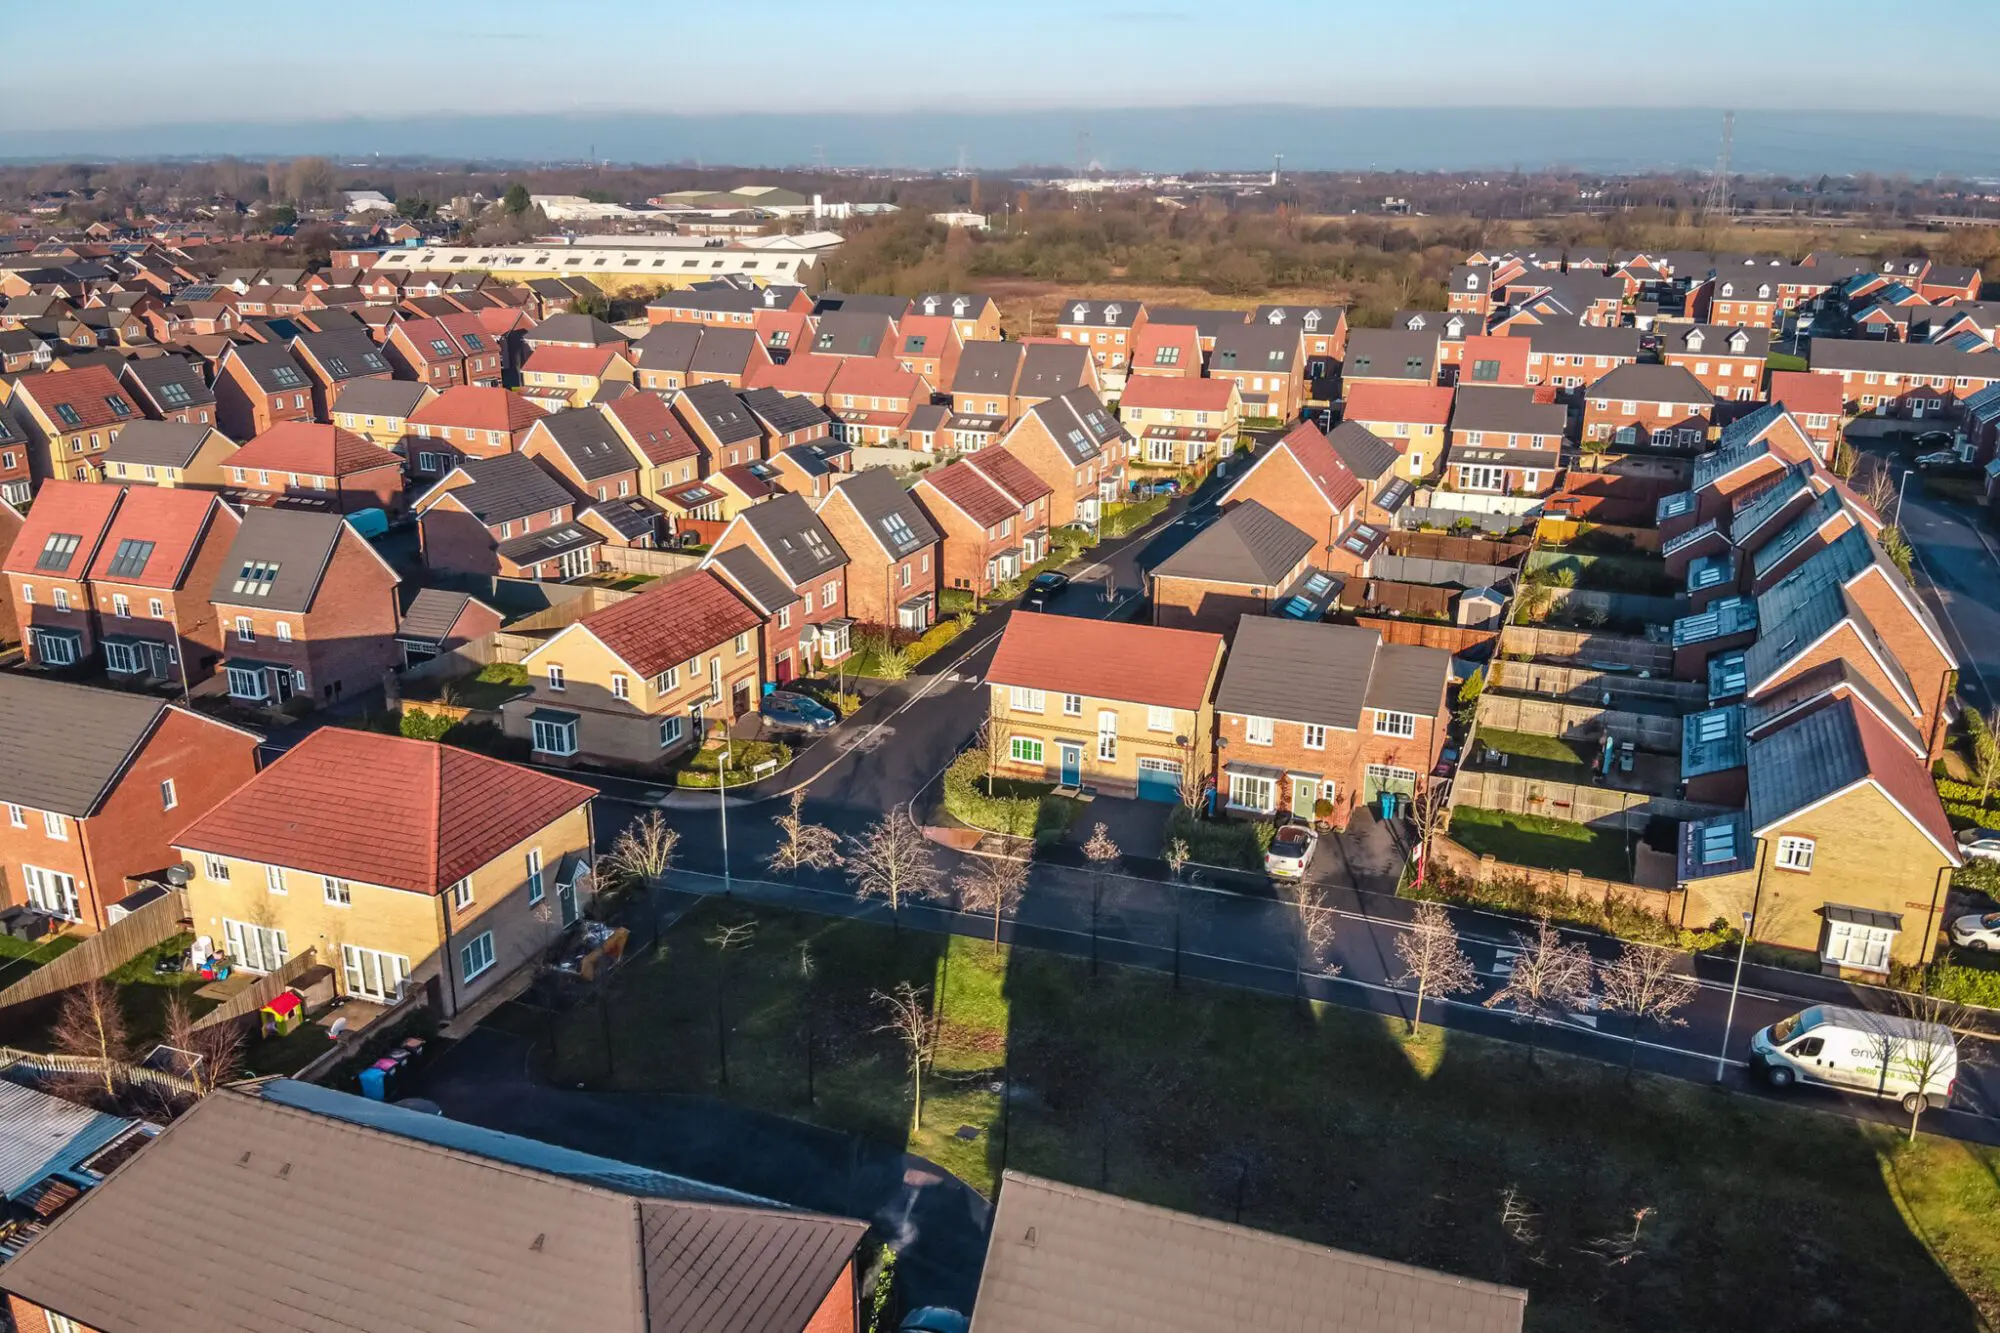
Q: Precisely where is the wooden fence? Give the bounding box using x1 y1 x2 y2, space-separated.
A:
1449 768 1728 833
1428 834 1685 921
1487 659 1707 709
1387 530 1533 565
0 1046 200 1099
1498 625 1674 672
1476 693 1682 752
1349 616 1497 655
595 546 703 580
191 950 320 1032
0 890 187 1012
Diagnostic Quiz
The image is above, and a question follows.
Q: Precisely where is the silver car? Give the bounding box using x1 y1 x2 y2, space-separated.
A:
1264 823 1316 879
1955 828 2000 862
1949 911 2000 951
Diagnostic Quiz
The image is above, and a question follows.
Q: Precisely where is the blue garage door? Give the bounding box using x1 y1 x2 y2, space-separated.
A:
1137 758 1182 803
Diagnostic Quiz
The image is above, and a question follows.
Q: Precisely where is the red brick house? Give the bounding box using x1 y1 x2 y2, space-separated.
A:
1146 500 1329 635
213 341 315 441
911 454 1054 598
1769 370 1846 459
1582 364 1714 450
1444 386 1568 498
521 408 660 548
994 388 1130 530
824 359 931 445
1127 322 1202 380
4 480 122 668
1655 405 1828 538
289 327 394 420
1659 324 1770 403
223 422 407 514
0 675 260 931
1806 340 2000 422
1704 273 1782 330
703 493 854 682
744 352 843 403
816 467 941 632
211 508 402 708
1209 323 1306 421
414 453 602 582
893 313 962 389
1214 617 1450 824
1215 419 1363 558
1055 298 1147 391
119 353 217 426
1519 326 1641 395
405 386 549 477
82 486 240 686
674 381 767 471
383 313 507 391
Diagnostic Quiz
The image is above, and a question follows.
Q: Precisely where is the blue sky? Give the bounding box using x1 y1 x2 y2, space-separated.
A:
3 0 1987 131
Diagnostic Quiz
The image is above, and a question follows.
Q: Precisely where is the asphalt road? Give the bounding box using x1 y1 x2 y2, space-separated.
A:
1897 466 2000 712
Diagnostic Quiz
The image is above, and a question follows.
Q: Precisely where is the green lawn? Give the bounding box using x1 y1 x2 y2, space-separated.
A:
1474 726 1598 781
671 739 793 788
1446 806 1636 880
1768 351 1808 373
0 934 81 991
520 900 2000 1331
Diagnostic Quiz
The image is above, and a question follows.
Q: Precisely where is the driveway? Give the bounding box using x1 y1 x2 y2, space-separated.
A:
408 1026 992 1313
1071 794 1175 860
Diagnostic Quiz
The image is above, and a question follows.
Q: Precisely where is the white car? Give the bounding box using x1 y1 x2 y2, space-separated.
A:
1949 911 2000 951
1955 828 2000 862
1264 823 1316 879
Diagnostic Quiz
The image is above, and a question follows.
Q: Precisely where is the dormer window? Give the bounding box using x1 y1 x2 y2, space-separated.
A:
1071 303 1088 321
1446 316 1464 336
1267 309 1284 325
952 297 968 316
1302 311 1320 331
1466 274 1481 290
1406 315 1426 331
1103 303 1121 322
1756 285 1772 299
1729 331 1748 352
922 296 937 314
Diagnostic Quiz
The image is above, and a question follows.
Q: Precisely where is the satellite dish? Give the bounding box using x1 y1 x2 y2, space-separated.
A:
164 862 195 887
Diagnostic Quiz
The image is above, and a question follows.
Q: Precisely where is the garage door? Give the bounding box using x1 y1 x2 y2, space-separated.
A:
1363 764 1419 804
1137 757 1182 803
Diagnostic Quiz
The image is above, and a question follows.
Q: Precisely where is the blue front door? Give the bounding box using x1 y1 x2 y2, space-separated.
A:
1059 743 1082 787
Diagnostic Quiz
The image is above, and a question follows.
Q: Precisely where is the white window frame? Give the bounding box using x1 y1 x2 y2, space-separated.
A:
44 811 68 842
22 865 80 921
546 663 566 692
449 877 474 912
527 846 545 903
5 804 23 829
1228 772 1276 813
611 673 629 701
160 778 177 811
1009 686 1045 713
1063 694 1083 717
1244 715 1274 746
1373 710 1417 738
1775 836 1815 872
323 876 353 907
1302 724 1326 750
1147 705 1175 733
1096 709 1118 762
266 864 287 895
659 715 684 749
201 852 229 880
532 716 578 756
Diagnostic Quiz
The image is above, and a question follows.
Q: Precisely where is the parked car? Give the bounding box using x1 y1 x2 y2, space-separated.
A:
1948 910 2000 950
1916 450 1962 469
1751 1004 1957 1116
1025 571 1070 610
760 690 837 733
1264 823 1316 879
1911 430 1955 450
1955 828 2000 862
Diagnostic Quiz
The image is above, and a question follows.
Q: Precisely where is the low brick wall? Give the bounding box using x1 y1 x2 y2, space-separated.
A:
1429 833 1684 921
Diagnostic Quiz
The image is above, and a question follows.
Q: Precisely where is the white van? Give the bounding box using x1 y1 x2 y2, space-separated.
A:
1751 1004 1957 1115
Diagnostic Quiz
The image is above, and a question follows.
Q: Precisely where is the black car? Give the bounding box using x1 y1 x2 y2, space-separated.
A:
1025 571 1070 609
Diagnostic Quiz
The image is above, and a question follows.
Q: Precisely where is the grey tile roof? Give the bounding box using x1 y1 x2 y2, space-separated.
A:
1744 659 1926 756
211 508 354 613
1808 337 1997 378
686 327 762 377
539 408 634 482
120 353 214 409
0 675 177 816
226 340 312 393
1147 306 1250 339
677 380 762 446
707 544 798 615
1750 486 1846 579
445 452 576 524
1056 298 1142 328
1585 363 1712 404
827 466 939 558
102 420 219 470
1025 386 1128 464
527 313 623 346
632 323 703 371
1747 698 1872 832
1149 500 1313 586
1016 342 1091 398
497 521 601 565
1364 643 1452 716
1521 324 1640 360
1 1080 866 1333
1450 386 1568 438
811 292 911 319
1217 616 1384 729
331 376 431 420
742 387 832 436
1727 462 1815 544
735 493 847 586
294 327 391 380
1662 323 1771 358
1322 422 1402 480
952 340 1023 396
1212 322 1303 376
970 1172 1525 1333
396 587 482 644
584 496 663 542
808 310 894 357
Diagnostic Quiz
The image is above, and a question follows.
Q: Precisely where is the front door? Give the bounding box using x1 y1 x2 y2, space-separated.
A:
1058 743 1083 787
1291 775 1321 818
558 875 579 927
775 649 794 684
732 679 753 718
271 668 295 703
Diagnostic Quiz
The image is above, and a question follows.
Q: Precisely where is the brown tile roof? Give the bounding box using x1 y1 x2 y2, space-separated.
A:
175 726 593 894
1769 370 1845 418
970 1173 1526 1333
964 447 1054 507
2 479 122 578
1119 374 1237 413
575 570 762 678
14 365 139 431
229 421 402 477
745 352 843 396
525 344 631 378
827 356 927 403
410 385 549 434
1343 380 1455 427
604 393 701 467
919 459 1018 528
1253 420 1364 511
987 612 1222 710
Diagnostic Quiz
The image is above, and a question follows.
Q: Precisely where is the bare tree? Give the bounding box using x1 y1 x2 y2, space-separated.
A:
1279 876 1340 1008
768 791 843 879
1860 457 1898 521
873 982 939 1135
1483 919 1594 1062
162 992 244 1099
1082 823 1121 976
955 855 1028 952
1164 836 1191 991
603 810 679 892
1859 991 1969 1141
706 919 757 1087
1394 900 1479 1033
1596 941 1698 1081
1406 781 1453 888
846 806 943 932
51 980 130 1100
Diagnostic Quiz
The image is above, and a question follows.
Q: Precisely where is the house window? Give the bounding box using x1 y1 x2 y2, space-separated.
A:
461 930 496 983
1244 716 1274 745
235 616 254 643
324 877 353 906
275 621 292 642
51 588 69 612
148 597 164 617
1010 737 1044 764
1373 710 1417 738
1823 918 1895 973
1228 772 1276 813
160 779 177 811
5 804 22 829
532 715 578 756
1097 710 1118 761
1009 686 1045 713
612 673 629 700
1147 706 1174 733
659 715 684 749
1775 836 1815 872
656 665 680 692
449 877 474 913
526 847 544 902
201 853 229 880
1303 724 1326 750
111 593 129 618
1063 694 1083 717
22 866 80 921
266 864 287 895
547 664 566 691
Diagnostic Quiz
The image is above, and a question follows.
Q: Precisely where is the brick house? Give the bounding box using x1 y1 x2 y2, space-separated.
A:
213 342 315 441
1659 324 1771 403
1209 323 1306 422
1581 364 1714 450
505 570 765 768
1455 334 1532 389
1322 422 1415 526
1214 617 1450 824
331 377 436 453
684 328 775 391
1806 339 2000 422
289 327 394 420
521 345 637 410
986 613 1223 801
911 454 1054 597
915 290 1001 343
702 493 853 682
1444 387 1568 497
1118 374 1242 467
674 380 767 471
994 388 1129 530
522 407 649 512
1339 328 1439 395
405 386 550 477
602 392 704 497
1253 304 1349 386
743 352 843 403
815 467 941 632
1146 500 1330 635
1054 298 1147 392
118 352 217 426
82 486 240 687
211 508 403 708
0 676 260 931
0 414 26 507
414 453 601 581
222 422 407 514
824 359 931 445
8 365 143 484
1213 420 1365 566
1654 405 1824 534
1518 326 1641 396
1766 373 1844 461
1340 381 1454 483
1705 273 1782 330
4 479 122 668
893 312 963 389
384 312 510 391
1127 322 1202 381
100 421 238 490
630 324 705 393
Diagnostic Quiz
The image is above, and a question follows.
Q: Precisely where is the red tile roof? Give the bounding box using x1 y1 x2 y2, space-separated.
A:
1343 381 1455 428
85 487 229 589
409 385 548 434
575 569 762 678
1118 375 1238 413
988 613 1223 710
15 366 139 432
173 727 594 895
525 345 631 378
828 357 927 404
603 393 700 467
1769 370 1845 419
965 447 1054 506
919 459 1017 528
2 480 122 578
1268 420 1363 510
1128 324 1200 369
744 354 841 397
230 422 402 477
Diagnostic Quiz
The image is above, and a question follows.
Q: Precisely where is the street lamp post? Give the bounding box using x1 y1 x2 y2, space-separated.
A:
1897 464 1912 526
1714 908 1755 1083
695 700 731 894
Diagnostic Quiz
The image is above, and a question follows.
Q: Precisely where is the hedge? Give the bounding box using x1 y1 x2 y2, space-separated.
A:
942 750 1079 843
1936 776 2000 828
674 740 792 788
1405 860 1730 951
1918 957 2000 1008
904 618 967 668
1162 805 1266 872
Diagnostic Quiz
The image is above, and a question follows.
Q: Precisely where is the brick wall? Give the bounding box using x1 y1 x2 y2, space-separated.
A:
420 500 503 577
1151 576 1272 635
